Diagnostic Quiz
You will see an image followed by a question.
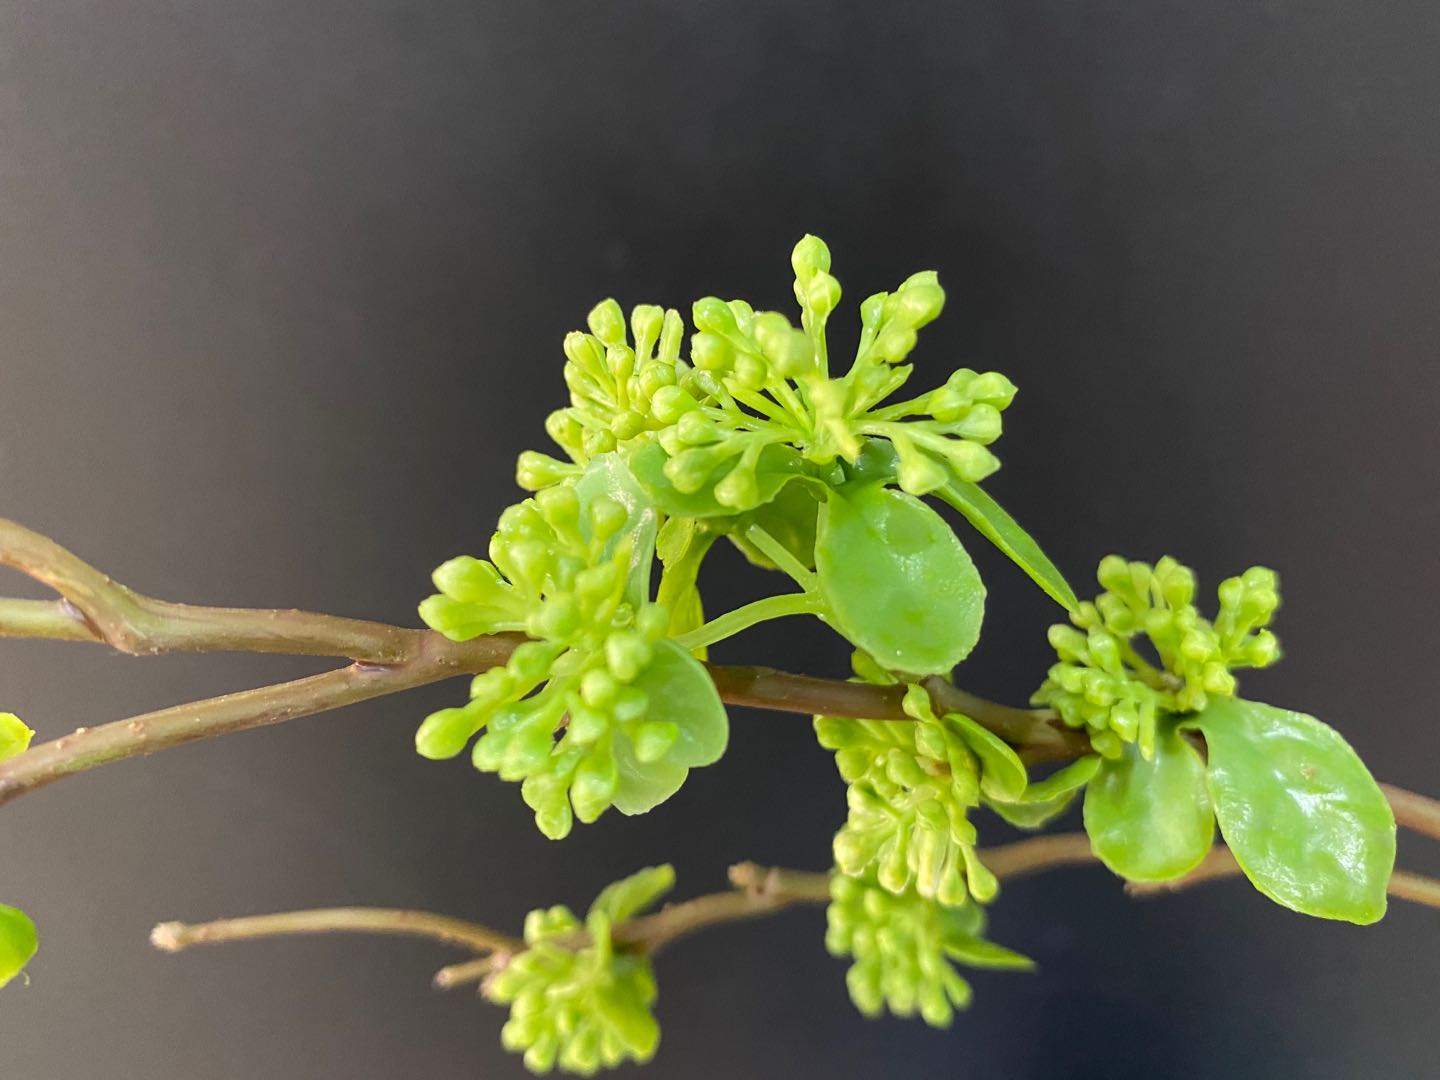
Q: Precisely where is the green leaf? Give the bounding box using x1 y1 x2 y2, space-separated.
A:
1084 721 1214 882
942 935 1035 971
0 713 34 762
573 452 659 606
815 484 984 675
986 756 1101 829
947 714 1027 801
612 640 729 815
0 904 37 989
590 865 676 923
1187 697 1394 924
936 480 1078 613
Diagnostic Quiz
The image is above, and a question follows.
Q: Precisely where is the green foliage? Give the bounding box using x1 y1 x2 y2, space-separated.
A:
825 872 1032 1028
1033 555 1281 758
0 903 37 989
487 866 672 1075
1083 720 1214 881
815 484 985 674
417 466 726 838
399 236 1405 1075
0 712 33 761
935 479 1078 613
1185 698 1394 924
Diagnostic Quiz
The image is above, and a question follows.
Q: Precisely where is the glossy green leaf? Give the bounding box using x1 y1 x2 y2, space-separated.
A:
986 756 1101 829
942 935 1035 971
0 713 34 762
1188 697 1394 924
815 484 984 675
1084 721 1214 882
590 864 676 923
0 904 37 989
947 714 1027 801
612 640 728 815
937 480 1078 613
573 452 659 606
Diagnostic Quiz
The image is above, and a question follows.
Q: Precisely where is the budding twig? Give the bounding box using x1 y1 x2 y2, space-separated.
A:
157 835 1440 999
0 518 1076 807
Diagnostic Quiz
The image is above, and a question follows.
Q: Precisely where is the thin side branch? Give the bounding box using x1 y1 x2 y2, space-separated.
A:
0 518 423 663
163 837 1440 998
0 632 520 807
151 907 522 956
1381 783 1440 843
0 517 1076 805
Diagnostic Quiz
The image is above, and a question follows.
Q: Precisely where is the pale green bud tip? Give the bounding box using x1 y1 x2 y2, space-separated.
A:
629 304 664 353
692 296 737 335
791 234 832 277
586 299 627 346
516 451 577 491
895 280 945 328
415 707 479 760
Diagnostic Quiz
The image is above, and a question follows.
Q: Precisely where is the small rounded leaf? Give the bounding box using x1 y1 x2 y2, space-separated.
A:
0 904 37 988
815 484 984 674
1188 697 1394 924
1083 721 1215 882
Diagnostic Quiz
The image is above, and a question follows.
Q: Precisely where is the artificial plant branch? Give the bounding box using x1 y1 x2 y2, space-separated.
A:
151 907 523 957
0 632 520 807
1380 783 1440 843
1124 847 1440 910
0 518 1080 808
0 518 421 663
156 835 1440 998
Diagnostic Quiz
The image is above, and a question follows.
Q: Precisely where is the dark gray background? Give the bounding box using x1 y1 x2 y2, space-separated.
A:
2 1 1438 1077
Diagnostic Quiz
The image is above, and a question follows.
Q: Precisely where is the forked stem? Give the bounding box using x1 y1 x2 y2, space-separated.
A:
157 837 1440 997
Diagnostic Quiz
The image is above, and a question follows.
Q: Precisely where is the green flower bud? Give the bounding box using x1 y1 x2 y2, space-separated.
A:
894 280 945 328
792 233 832 278
517 451 580 492
692 296 737 336
586 299 628 346
415 706 481 760
629 304 665 358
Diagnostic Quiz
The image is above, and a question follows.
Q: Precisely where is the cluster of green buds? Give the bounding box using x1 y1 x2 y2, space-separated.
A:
815 672 1007 907
523 235 1019 517
824 871 1032 1028
1033 556 1281 758
524 300 689 481
654 236 1016 510
416 481 726 838
487 866 672 1075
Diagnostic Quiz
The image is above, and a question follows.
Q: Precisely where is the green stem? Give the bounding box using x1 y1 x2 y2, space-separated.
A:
742 524 819 592
672 592 821 652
